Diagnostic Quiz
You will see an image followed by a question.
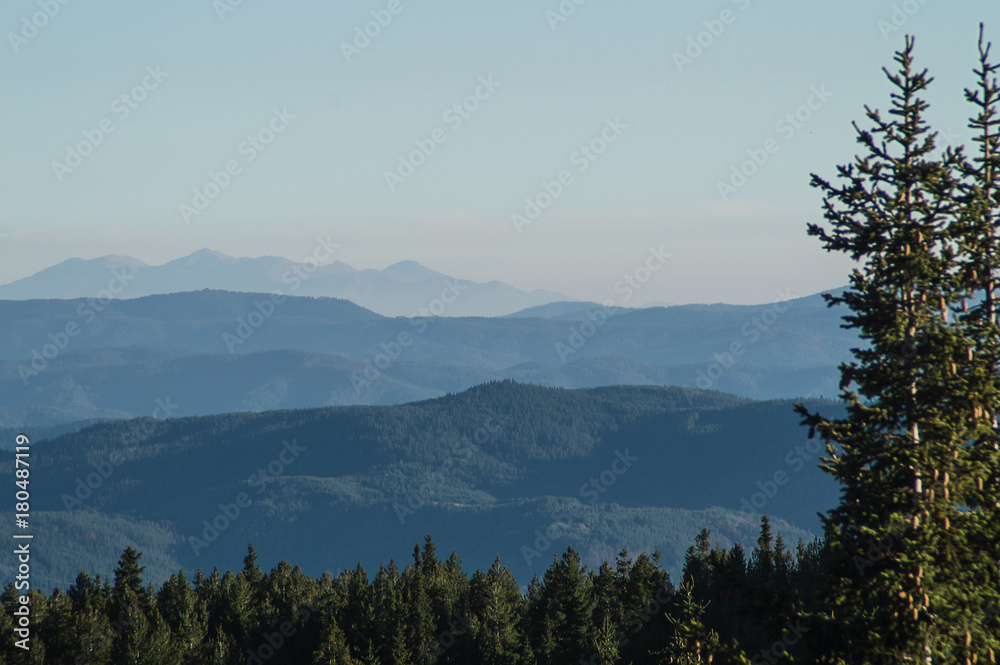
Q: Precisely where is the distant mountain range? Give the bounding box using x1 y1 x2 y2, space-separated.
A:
0 288 853 431
0 382 840 591
0 250 575 317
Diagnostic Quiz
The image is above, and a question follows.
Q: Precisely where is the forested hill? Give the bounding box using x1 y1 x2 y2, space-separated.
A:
3 381 842 590
0 288 854 431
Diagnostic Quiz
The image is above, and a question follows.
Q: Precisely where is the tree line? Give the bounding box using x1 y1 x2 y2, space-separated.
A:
0 523 820 665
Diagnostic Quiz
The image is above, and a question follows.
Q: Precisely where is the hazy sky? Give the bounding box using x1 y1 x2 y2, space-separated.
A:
1 0 995 305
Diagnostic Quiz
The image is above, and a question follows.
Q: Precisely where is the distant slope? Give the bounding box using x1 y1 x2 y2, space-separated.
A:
5 382 842 590
0 347 500 425
0 289 855 367
504 301 675 320
0 251 571 317
0 347 841 433
0 288 855 429
503 301 609 320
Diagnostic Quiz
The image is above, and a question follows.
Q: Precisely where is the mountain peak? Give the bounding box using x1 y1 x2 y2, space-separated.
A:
100 254 149 270
175 249 238 266
382 260 445 281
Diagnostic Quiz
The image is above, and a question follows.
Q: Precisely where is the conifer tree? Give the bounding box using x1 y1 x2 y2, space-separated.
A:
682 529 714 597
591 560 624 647
796 33 998 663
656 580 749 665
748 517 774 584
111 547 146 611
468 558 525 665
242 544 266 586
524 573 555 662
340 563 375 664
217 570 254 650
594 616 621 665
370 562 407 665
620 550 673 664
539 547 596 665
401 559 435 664
313 618 360 665
157 570 207 664
951 22 1000 656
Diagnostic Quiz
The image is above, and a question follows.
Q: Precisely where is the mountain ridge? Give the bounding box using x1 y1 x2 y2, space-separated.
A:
0 250 574 317
0 287 854 430
2 381 839 590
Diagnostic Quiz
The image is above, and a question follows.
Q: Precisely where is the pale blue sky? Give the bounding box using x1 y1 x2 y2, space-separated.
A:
1 0 995 305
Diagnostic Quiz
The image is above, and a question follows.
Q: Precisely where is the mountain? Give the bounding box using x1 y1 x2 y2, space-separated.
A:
0 288 855 430
0 382 841 591
0 289 853 365
0 346 842 433
503 301 675 321
0 250 572 317
0 254 149 299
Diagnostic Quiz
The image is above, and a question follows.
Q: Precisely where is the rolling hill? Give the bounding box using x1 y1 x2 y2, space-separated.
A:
0 288 853 431
1 382 843 591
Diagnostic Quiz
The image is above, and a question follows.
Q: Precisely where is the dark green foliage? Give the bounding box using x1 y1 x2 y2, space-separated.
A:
0 382 832 592
527 547 596 665
796 29 1000 665
3 519 832 664
468 558 527 665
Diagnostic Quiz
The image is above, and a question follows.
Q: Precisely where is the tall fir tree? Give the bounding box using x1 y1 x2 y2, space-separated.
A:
953 22 1000 656
543 547 596 665
469 558 526 665
797 33 999 663
401 553 435 665
157 570 207 664
370 561 408 665
656 580 749 665
340 563 376 664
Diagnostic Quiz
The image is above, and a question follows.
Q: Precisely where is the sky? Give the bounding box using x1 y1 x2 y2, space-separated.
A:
1 0 996 305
